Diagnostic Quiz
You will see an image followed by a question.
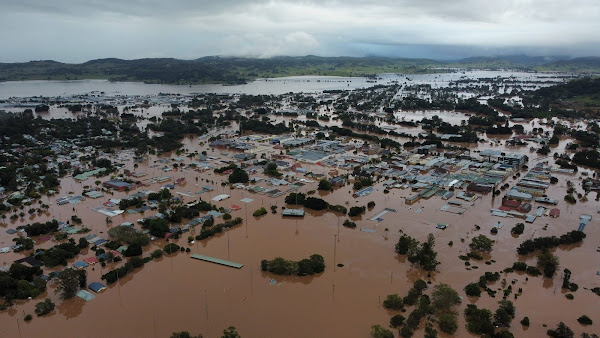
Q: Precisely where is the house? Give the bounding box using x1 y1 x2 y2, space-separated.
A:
73 261 89 269
102 180 133 191
329 176 346 187
83 257 99 265
549 208 560 218
88 282 107 293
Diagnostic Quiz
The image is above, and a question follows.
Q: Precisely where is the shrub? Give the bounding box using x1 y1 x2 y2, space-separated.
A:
390 315 405 328
438 313 458 334
521 316 530 326
123 243 142 257
348 206 366 217
261 254 325 276
399 325 413 338
547 322 574 338
34 299 55 316
253 207 267 217
512 262 527 271
464 283 481 297
163 243 180 254
343 219 356 228
382 294 404 310
526 266 542 276
511 223 525 235
565 293 574 300
370 325 394 338
318 179 332 191
24 314 33 321
578 315 593 325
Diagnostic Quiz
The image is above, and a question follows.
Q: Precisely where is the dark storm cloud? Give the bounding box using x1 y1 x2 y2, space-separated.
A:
1 0 599 62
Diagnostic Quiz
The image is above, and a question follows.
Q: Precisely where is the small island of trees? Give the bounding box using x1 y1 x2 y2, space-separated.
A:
261 254 325 276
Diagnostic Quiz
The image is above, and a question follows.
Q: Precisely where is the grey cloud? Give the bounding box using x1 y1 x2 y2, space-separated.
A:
1 0 599 62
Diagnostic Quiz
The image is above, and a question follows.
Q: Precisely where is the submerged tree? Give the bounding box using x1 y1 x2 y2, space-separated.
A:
55 268 85 300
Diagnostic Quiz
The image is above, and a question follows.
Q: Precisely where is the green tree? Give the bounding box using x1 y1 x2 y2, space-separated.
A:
221 326 241 338
547 322 574 338
469 234 494 252
228 168 249 183
390 314 405 328
55 268 83 300
395 234 418 255
123 243 142 257
148 218 170 238
431 284 460 313
407 233 440 271
464 304 494 336
34 298 55 316
464 282 481 297
494 300 515 327
317 179 332 191
577 315 593 325
438 313 458 334
382 294 404 310
537 249 559 278
164 243 180 254
370 325 393 338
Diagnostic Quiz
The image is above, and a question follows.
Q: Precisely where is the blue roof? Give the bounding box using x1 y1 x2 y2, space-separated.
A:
88 282 107 293
73 261 89 268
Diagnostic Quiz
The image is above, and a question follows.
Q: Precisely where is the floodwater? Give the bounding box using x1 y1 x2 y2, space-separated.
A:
0 70 571 99
1 73 599 337
1 136 599 338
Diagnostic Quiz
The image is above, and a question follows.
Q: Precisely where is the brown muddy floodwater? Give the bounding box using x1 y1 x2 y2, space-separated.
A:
1 132 599 338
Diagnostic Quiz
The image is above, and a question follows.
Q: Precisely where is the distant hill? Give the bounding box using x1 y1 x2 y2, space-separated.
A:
536 57 600 72
0 55 598 84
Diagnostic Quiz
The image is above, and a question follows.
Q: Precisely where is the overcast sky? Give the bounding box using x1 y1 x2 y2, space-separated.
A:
1 0 599 62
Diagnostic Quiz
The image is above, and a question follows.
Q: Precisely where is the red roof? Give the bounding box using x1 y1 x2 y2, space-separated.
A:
502 199 520 208
549 208 560 217
498 206 511 211
231 205 241 211
84 257 99 264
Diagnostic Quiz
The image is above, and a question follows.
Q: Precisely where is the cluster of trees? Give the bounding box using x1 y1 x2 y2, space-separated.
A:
24 219 60 236
517 231 586 255
260 254 325 276
464 302 514 337
194 217 243 241
382 281 461 336
108 225 151 247
241 119 290 134
36 240 81 267
0 264 46 304
101 256 146 284
118 197 144 210
395 233 440 271
511 261 542 277
284 193 347 214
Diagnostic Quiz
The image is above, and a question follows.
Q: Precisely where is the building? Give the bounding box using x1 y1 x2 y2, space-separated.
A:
102 180 133 191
